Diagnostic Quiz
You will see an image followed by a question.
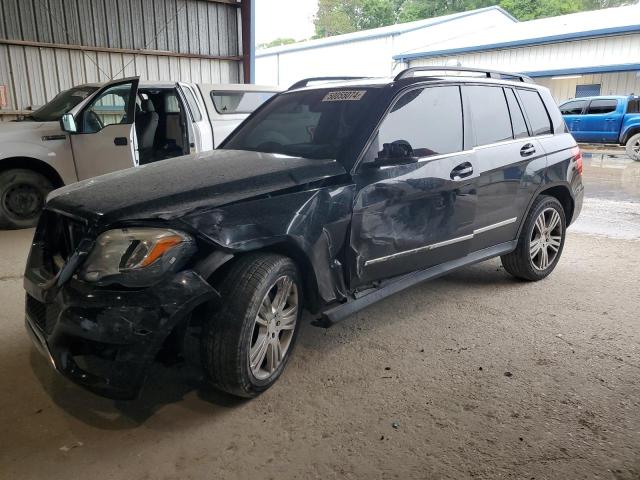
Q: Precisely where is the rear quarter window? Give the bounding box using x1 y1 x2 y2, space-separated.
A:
627 99 640 113
518 89 552 136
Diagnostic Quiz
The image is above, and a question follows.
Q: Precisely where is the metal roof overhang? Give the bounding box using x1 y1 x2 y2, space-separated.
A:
393 24 640 62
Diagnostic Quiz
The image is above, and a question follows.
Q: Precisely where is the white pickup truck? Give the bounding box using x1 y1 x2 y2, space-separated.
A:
0 77 280 228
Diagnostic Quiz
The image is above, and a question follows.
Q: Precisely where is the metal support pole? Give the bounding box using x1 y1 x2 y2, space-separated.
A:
241 0 255 83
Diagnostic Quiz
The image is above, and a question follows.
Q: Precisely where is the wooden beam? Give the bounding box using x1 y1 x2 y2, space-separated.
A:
0 110 31 116
0 39 243 62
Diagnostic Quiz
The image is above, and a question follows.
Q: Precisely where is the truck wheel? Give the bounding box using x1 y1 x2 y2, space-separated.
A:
0 169 53 229
625 133 640 161
201 253 302 398
501 195 566 281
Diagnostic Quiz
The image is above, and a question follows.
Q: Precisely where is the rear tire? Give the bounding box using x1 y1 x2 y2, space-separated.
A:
0 169 53 229
625 133 640 161
200 253 302 398
501 195 566 281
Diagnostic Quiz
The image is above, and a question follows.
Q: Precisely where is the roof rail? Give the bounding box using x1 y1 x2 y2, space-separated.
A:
288 76 367 90
394 66 533 83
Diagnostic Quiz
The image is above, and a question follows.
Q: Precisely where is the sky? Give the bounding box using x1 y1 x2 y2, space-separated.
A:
255 0 318 45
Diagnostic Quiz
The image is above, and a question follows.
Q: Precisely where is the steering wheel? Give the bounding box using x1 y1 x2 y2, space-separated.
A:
85 110 104 132
256 141 284 152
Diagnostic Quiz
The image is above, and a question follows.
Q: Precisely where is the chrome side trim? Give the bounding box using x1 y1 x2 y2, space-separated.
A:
363 217 517 267
473 217 518 235
378 149 474 170
364 233 473 266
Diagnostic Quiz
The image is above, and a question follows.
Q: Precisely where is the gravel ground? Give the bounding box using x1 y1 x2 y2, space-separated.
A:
0 154 638 480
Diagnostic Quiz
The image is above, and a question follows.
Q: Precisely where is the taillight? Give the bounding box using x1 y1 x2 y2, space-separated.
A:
571 146 583 175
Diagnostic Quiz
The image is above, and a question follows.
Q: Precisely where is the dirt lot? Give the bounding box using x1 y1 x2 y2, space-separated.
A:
0 152 638 480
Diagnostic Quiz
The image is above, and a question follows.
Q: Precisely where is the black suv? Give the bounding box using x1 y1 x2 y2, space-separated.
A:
24 67 584 399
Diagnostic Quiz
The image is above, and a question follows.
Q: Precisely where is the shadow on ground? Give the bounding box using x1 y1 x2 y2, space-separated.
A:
23 261 520 430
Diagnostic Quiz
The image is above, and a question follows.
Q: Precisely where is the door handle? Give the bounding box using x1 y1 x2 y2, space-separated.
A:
114 137 128 146
450 162 473 180
520 143 536 157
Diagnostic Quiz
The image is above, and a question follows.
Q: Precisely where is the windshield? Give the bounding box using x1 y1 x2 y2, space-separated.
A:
222 88 377 161
31 86 98 122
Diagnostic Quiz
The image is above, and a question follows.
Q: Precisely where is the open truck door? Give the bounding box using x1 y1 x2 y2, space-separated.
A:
61 77 140 180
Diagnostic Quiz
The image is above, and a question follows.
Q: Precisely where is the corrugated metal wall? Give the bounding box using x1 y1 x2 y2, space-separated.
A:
0 0 243 117
535 72 640 103
408 34 640 74
407 34 640 103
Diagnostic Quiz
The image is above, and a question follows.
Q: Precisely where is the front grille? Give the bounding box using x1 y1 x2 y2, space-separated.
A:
26 294 47 332
26 294 62 334
38 210 87 275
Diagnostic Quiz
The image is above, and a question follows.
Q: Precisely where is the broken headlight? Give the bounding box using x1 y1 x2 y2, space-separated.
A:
79 228 196 287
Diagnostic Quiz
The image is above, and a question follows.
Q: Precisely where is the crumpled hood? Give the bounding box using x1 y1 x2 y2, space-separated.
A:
47 149 348 223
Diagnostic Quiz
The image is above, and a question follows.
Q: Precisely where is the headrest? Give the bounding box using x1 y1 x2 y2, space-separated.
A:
141 99 155 113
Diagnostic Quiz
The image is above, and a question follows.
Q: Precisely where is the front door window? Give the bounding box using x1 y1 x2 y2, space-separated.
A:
80 82 136 134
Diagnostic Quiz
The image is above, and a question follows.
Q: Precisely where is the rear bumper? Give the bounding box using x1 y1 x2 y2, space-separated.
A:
571 180 584 225
24 270 217 400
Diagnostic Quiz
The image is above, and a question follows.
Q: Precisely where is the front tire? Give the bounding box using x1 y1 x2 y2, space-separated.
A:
501 195 566 281
625 133 640 161
201 253 302 398
0 169 53 229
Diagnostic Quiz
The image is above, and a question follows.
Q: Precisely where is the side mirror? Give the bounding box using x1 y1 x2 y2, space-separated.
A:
370 155 419 167
368 140 419 167
60 113 77 133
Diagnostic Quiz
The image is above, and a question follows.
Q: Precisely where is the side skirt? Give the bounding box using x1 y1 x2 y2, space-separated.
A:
317 240 517 327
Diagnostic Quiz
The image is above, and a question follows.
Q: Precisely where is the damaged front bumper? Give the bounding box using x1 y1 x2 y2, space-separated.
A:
24 269 217 400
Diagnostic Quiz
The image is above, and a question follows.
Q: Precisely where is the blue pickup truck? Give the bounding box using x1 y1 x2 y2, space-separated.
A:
559 95 640 160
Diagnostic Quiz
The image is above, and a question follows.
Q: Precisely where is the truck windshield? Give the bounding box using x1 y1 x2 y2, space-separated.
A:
30 86 98 122
222 88 377 161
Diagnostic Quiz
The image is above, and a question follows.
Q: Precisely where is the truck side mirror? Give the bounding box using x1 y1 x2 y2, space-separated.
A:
60 113 78 133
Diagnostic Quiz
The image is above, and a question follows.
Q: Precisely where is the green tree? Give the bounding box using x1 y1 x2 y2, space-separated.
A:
582 0 634 7
258 38 297 49
313 0 636 38
499 0 582 20
398 0 494 22
314 0 359 37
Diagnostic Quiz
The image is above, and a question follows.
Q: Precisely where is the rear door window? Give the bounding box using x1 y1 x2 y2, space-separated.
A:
518 89 553 136
560 100 587 115
586 99 618 115
376 85 463 158
505 88 529 139
465 86 512 146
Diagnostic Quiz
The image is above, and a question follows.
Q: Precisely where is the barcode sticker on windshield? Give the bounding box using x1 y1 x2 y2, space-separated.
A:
322 90 366 102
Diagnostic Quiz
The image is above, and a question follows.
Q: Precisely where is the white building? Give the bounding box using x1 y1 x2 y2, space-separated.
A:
256 6 516 86
256 4 640 103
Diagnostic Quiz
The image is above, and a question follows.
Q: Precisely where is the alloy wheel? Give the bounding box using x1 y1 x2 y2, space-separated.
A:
529 207 563 271
249 275 298 380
